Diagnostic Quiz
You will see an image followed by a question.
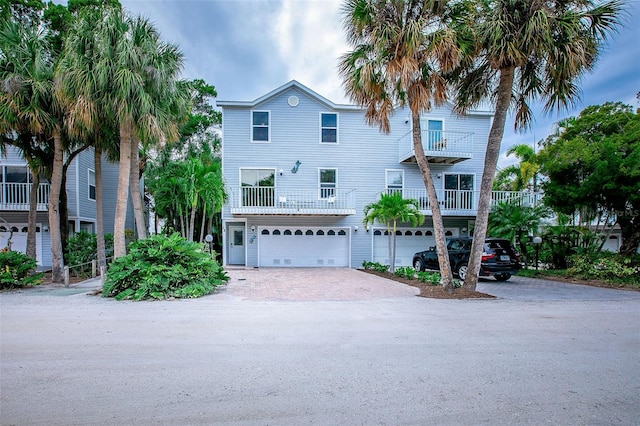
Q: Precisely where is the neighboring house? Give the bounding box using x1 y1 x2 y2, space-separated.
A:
217 80 537 268
0 145 135 267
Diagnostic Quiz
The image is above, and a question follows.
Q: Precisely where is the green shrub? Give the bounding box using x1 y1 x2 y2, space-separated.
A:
568 253 640 285
64 232 114 277
394 266 416 279
102 233 229 300
417 271 441 285
362 261 390 273
0 250 43 289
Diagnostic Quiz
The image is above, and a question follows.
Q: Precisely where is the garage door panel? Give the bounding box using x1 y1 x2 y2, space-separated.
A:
373 228 460 267
259 227 349 267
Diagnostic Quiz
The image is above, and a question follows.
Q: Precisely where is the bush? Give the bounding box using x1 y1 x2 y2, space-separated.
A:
394 266 416 279
64 232 114 277
362 261 389 273
568 253 640 286
417 271 441 285
0 250 43 289
102 233 229 300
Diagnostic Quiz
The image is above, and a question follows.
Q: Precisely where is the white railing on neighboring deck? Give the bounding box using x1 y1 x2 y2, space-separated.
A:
388 188 543 215
0 183 50 211
230 187 357 215
398 130 474 162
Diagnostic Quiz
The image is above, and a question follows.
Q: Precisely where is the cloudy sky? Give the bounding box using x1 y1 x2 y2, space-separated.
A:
92 0 640 167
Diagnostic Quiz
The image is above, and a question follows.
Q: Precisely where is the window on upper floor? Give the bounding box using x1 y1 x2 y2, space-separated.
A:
241 168 275 207
386 169 404 194
252 111 270 143
319 168 337 198
4 166 28 183
427 119 444 149
88 169 96 201
320 113 338 143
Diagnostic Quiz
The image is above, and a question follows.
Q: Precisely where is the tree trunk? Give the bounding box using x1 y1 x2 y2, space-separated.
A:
411 110 454 290
391 220 397 273
94 147 106 269
464 67 515 290
114 121 132 258
199 206 207 243
618 215 640 255
26 170 39 260
59 173 69 253
129 139 147 240
189 202 197 242
48 128 65 283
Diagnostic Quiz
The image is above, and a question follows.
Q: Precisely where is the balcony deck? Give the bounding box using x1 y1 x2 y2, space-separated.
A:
0 183 50 211
398 130 474 164
230 188 356 216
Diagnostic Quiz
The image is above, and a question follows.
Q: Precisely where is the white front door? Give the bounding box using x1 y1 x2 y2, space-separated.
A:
228 225 245 265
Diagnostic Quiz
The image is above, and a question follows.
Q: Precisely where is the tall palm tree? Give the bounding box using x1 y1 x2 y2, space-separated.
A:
340 0 463 290
494 144 540 192
363 192 424 273
0 19 67 282
450 0 622 290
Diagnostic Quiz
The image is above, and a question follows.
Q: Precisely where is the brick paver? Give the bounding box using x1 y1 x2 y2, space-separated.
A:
223 267 419 301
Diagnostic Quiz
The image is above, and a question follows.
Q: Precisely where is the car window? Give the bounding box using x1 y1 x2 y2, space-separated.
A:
450 240 463 250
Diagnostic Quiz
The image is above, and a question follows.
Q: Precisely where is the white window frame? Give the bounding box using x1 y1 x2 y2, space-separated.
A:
385 169 404 194
88 169 96 201
239 167 277 188
318 168 337 199
251 110 271 143
419 117 445 150
320 112 338 144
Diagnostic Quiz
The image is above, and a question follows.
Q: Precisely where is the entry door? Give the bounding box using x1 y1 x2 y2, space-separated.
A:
228 225 245 265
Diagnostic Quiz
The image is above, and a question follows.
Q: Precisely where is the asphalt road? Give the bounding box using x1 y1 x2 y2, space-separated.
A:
1 272 639 425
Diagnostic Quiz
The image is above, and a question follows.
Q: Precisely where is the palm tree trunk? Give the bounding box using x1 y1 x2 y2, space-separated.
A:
391 220 397 273
26 169 39 260
189 202 197 241
48 127 65 283
411 111 454 290
199 206 207 243
464 67 515 290
114 121 132 258
94 147 106 270
129 139 147 240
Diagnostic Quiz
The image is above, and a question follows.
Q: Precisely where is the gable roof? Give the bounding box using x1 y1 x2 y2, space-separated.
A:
216 80 361 111
217 79 494 117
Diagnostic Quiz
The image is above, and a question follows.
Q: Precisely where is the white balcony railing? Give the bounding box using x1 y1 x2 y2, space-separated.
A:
390 189 543 215
398 130 474 164
0 183 50 211
230 187 356 215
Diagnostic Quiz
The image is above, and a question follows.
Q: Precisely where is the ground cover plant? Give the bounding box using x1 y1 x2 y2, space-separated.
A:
0 250 43 289
102 233 229 300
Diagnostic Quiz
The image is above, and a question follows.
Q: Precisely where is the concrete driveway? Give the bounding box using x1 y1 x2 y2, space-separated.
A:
1 268 639 425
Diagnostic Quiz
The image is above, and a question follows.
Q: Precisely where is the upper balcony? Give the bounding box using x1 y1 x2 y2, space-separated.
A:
392 188 543 216
398 130 474 164
229 187 357 216
0 183 50 211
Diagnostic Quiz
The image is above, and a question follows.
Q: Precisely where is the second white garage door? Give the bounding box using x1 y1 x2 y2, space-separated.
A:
259 227 350 267
372 228 459 267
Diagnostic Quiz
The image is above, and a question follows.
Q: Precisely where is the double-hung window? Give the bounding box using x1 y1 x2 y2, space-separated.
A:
386 170 404 195
427 119 443 149
252 111 270 143
320 113 338 143
88 169 96 201
319 168 337 199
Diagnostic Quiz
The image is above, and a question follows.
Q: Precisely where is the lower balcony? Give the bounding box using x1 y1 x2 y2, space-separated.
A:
229 187 356 216
0 183 50 211
392 189 543 216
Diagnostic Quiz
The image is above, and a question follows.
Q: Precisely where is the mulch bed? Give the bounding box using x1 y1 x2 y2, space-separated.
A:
359 269 496 299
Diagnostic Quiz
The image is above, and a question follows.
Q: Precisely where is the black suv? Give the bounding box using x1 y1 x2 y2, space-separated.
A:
412 237 520 281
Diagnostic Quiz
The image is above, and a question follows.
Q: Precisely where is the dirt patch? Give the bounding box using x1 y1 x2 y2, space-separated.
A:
359 269 496 299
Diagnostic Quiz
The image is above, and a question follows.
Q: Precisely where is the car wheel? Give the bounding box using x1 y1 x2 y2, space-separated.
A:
413 258 425 272
456 263 468 280
494 273 511 282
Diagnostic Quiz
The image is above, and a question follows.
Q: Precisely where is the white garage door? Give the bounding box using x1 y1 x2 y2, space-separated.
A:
259 227 349 267
0 224 43 266
372 228 459 267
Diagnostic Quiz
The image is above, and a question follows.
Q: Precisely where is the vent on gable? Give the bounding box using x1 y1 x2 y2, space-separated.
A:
288 96 299 107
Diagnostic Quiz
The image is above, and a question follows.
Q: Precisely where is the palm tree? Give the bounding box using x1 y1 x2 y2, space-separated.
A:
494 144 540 192
363 192 424 273
340 0 463 290
450 0 622 290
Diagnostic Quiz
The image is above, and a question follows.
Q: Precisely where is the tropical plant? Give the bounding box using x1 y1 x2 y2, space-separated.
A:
394 266 416 279
0 249 43 289
102 233 229 300
488 201 549 267
64 231 114 276
449 0 623 290
340 0 461 290
362 260 390 273
416 271 441 285
493 144 541 192
363 192 424 273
